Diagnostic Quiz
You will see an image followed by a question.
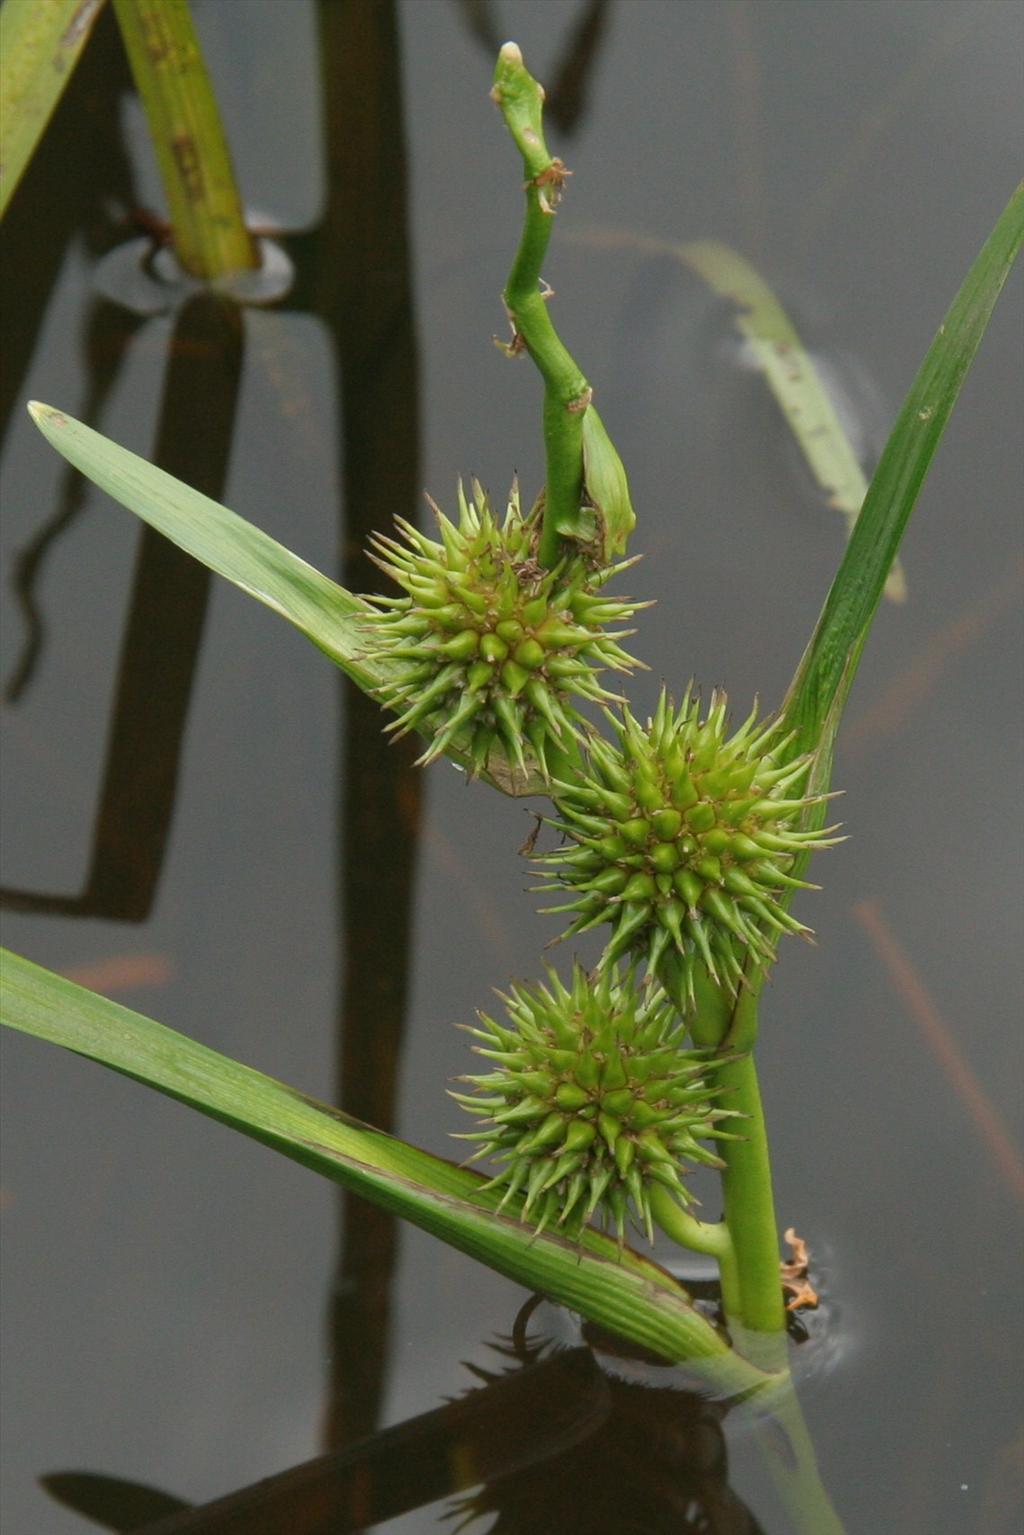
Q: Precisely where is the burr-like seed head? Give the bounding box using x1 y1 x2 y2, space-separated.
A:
453 962 734 1245
535 687 842 1003
361 481 646 779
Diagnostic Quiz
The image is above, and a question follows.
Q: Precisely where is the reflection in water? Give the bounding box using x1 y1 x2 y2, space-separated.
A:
538 0 611 137
2 9 139 704
6 6 1019 1532
5 294 145 703
42 1322 767 1534
724 1 766 261
92 233 295 316
308 0 618 1451
0 293 244 920
855 900 1024 1210
452 1333 764 1535
291 0 425 1452
2 0 426 1461
0 7 136 446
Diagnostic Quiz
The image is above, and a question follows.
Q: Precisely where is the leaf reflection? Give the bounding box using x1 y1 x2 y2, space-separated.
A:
42 1321 767 1534
1 292 242 921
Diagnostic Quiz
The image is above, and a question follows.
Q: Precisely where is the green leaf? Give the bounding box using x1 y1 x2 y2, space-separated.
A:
782 184 1023 758
109 0 257 280
0 946 773 1393
26 401 382 689
25 402 550 795
575 228 905 598
0 0 106 220
582 406 637 559
679 240 906 604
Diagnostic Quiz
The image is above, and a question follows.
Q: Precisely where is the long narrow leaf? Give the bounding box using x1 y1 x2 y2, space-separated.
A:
0 947 773 1394
0 0 106 220
25 402 546 795
679 239 906 604
110 0 257 279
577 228 905 599
26 402 381 688
782 183 1023 755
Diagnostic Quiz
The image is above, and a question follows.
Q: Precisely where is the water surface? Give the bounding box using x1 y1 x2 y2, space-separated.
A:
2 2 1022 1531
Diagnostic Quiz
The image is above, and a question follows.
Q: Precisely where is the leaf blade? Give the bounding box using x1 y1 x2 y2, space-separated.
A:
25 402 549 794
0 0 106 220
679 239 906 603
581 406 637 559
782 183 1023 753
26 401 381 688
0 946 770 1390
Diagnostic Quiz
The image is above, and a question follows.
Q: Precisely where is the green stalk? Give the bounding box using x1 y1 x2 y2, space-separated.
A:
664 960 786 1340
110 0 257 279
492 42 590 567
708 1050 786 1338
648 1185 742 1322
753 1390 848 1535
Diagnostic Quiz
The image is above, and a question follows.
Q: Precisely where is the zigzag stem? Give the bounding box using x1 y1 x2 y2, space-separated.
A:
491 43 589 569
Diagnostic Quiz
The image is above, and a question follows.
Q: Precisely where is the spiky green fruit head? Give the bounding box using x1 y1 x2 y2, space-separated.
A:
452 963 734 1246
536 688 842 1003
362 480 644 778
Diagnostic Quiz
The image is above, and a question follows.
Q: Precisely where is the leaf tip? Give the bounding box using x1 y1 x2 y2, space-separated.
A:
26 401 64 431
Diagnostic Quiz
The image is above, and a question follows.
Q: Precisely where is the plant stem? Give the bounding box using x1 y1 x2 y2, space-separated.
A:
753 1389 848 1534
664 959 787 1340
492 42 590 568
648 1184 742 1322
709 1050 787 1336
111 0 258 279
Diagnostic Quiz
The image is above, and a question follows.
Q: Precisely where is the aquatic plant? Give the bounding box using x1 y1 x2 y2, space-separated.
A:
1 27 1021 1533
1 0 255 275
535 687 839 994
364 479 642 775
454 962 736 1242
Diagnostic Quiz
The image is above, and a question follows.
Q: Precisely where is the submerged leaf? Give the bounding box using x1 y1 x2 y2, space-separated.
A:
576 227 905 598
680 239 906 604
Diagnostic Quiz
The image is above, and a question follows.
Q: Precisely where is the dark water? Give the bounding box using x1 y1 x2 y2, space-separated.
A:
1 2 1022 1531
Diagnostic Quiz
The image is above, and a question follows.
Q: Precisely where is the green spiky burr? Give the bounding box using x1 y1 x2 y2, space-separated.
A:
535 687 843 1003
452 963 735 1245
361 480 645 778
